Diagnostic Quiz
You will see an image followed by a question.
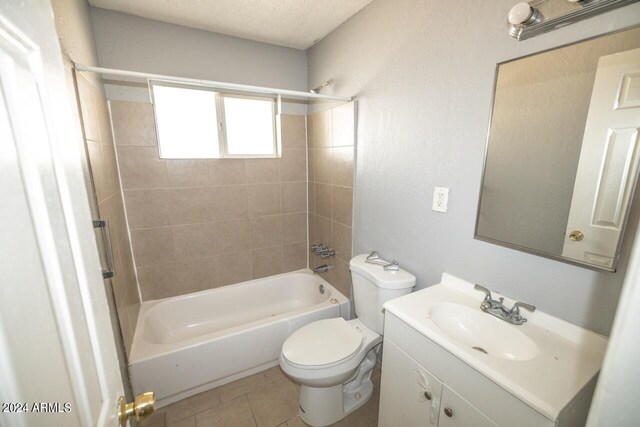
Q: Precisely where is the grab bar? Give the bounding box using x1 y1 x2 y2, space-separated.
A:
93 219 115 279
365 250 400 271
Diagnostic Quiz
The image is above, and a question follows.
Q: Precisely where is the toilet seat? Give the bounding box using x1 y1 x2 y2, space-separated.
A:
282 318 363 368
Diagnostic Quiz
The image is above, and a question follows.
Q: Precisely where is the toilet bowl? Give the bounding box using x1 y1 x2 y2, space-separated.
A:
279 254 416 426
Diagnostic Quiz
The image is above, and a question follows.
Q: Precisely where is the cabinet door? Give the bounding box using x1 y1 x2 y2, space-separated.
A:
379 340 443 427
438 384 498 427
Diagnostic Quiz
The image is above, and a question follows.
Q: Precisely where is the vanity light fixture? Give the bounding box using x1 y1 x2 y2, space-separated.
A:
508 0 638 41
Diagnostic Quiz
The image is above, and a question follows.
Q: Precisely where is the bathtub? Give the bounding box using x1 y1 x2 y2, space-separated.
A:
128 269 350 407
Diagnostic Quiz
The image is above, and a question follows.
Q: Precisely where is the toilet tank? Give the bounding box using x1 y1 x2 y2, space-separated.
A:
349 254 416 335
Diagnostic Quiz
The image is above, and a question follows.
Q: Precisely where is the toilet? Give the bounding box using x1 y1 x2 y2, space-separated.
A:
279 254 416 426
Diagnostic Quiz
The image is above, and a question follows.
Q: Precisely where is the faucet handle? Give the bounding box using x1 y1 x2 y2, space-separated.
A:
510 301 536 315
366 251 380 261
474 284 493 311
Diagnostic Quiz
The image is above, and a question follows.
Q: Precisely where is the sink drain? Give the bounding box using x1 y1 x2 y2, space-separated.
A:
472 346 488 354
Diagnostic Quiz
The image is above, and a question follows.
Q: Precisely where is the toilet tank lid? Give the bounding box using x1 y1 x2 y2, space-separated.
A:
350 254 416 290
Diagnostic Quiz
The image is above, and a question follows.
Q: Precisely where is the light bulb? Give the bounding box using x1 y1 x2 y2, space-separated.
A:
508 2 535 25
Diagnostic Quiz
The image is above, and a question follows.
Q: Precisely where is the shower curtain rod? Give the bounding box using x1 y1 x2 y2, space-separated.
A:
74 64 352 102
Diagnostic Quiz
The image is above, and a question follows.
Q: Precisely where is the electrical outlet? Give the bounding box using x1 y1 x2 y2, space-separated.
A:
433 187 449 213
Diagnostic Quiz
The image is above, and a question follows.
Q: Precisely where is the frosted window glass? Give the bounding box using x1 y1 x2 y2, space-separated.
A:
152 84 220 159
224 97 275 156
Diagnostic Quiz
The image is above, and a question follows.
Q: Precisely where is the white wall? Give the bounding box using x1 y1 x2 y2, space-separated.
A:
308 0 640 335
89 8 308 114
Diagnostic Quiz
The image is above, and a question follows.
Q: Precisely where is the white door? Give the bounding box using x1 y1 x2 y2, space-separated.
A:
0 1 125 426
563 48 640 269
438 385 498 427
379 340 443 426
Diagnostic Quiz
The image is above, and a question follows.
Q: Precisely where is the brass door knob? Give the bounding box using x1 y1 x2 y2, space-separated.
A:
569 230 584 241
118 392 155 426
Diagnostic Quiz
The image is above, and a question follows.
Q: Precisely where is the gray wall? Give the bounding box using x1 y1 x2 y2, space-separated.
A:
89 7 308 114
478 27 640 255
308 0 640 335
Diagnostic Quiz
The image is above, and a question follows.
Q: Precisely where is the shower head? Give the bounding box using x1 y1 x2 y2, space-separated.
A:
309 80 332 94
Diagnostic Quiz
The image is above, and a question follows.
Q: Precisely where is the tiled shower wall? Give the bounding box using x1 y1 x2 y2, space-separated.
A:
308 102 356 297
110 101 308 301
76 75 140 353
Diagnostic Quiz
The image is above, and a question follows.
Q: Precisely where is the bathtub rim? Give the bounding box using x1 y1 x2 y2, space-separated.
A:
129 269 349 363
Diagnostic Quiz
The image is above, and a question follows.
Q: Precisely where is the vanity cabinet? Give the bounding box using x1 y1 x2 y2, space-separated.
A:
379 340 496 427
379 311 597 427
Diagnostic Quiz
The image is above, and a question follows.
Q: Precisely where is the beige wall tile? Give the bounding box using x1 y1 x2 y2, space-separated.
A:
332 185 353 226
332 101 355 147
111 195 128 249
96 96 114 146
137 262 179 300
168 187 213 225
87 140 106 200
282 213 306 245
245 158 280 184
131 227 175 267
248 184 282 217
281 114 306 150
214 252 253 286
315 183 332 219
308 109 331 148
110 101 157 146
283 243 307 272
117 146 167 189
172 223 217 260
308 214 317 250
178 257 218 295
166 159 209 188
250 216 283 249
315 215 333 247
308 182 316 214
314 147 333 184
209 159 246 185
280 148 306 183
281 182 306 214
332 146 354 188
123 189 171 229
109 247 126 305
102 144 121 199
307 148 316 182
331 258 352 298
212 219 251 255
332 221 353 263
211 185 248 221
252 247 283 279
77 75 99 142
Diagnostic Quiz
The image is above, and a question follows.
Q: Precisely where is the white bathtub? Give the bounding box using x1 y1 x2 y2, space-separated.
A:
129 269 350 407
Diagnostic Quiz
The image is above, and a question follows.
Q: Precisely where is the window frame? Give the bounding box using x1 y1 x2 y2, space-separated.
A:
149 79 279 159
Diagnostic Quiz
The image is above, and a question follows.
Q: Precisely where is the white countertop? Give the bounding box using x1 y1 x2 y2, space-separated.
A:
383 273 608 421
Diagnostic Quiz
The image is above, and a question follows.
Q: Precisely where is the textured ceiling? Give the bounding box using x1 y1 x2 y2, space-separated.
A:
88 0 374 49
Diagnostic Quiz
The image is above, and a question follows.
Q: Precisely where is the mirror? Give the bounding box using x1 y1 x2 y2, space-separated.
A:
476 26 640 271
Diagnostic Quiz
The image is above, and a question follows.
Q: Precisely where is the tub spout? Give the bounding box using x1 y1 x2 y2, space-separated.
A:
313 264 329 274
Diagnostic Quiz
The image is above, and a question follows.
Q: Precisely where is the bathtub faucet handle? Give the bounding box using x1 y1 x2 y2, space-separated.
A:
320 249 335 259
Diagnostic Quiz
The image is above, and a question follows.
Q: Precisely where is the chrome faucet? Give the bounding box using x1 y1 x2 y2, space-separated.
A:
313 264 329 274
473 284 535 325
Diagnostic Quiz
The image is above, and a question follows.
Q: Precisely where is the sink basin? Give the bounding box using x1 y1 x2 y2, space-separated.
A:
428 302 539 361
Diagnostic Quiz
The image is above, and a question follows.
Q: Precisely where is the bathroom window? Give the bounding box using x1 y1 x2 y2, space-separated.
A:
150 81 277 159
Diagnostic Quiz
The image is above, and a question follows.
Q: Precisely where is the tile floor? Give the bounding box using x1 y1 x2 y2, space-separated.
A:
140 366 381 427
